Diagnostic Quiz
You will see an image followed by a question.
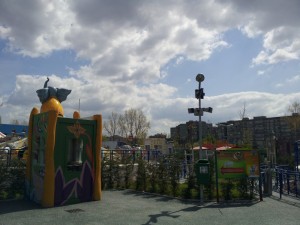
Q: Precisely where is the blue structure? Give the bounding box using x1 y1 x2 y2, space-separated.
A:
0 124 28 136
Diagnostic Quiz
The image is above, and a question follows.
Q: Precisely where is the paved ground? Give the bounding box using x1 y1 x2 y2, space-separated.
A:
1 190 300 225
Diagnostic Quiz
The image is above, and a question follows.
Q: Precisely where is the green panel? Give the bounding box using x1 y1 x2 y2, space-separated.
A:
54 117 97 206
55 117 96 170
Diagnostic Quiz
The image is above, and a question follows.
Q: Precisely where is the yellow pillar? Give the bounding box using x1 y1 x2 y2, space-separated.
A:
42 110 58 207
93 114 102 200
26 107 39 183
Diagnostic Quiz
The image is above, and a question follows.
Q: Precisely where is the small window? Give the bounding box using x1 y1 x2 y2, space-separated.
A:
67 138 83 171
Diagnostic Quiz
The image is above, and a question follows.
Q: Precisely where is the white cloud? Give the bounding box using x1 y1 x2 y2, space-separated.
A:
250 25 300 65
257 70 265 76
1 75 300 135
1 0 300 135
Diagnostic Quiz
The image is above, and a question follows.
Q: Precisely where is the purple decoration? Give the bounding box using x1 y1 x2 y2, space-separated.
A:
54 168 76 206
76 161 94 202
54 161 94 206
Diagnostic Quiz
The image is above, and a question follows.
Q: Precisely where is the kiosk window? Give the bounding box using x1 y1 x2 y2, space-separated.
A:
67 138 83 170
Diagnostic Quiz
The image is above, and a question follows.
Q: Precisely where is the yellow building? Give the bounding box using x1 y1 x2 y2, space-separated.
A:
144 137 173 155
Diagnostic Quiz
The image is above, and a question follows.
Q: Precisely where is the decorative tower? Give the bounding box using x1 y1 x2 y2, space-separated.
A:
26 78 102 207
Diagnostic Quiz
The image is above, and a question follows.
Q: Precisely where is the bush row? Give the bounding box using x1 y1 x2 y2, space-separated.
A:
0 159 26 200
101 154 258 201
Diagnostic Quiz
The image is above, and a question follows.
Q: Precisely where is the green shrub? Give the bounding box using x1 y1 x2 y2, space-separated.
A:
147 162 159 193
220 179 234 200
0 159 25 200
135 156 147 191
157 158 169 194
168 155 181 197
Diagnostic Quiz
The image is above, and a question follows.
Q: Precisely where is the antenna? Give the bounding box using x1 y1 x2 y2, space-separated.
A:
79 98 80 113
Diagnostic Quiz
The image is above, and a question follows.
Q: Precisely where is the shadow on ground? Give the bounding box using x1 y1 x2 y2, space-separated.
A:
121 189 260 208
119 189 262 225
0 199 41 215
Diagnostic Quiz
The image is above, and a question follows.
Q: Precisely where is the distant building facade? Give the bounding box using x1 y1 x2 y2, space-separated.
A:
170 120 213 148
144 134 173 154
170 115 300 165
213 115 300 165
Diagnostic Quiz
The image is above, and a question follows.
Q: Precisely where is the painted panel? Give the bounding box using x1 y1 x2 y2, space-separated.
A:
29 112 48 203
217 150 260 179
54 118 96 206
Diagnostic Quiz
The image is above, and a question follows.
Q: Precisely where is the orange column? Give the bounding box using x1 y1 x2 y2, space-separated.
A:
42 110 58 207
93 114 102 200
26 107 39 183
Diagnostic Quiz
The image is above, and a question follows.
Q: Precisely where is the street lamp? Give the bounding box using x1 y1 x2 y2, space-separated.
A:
188 73 213 203
188 74 213 160
196 74 205 82
196 74 205 160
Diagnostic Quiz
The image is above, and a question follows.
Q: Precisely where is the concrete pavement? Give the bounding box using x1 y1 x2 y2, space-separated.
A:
1 190 300 225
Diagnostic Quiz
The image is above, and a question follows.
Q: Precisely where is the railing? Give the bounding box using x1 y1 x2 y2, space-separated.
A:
0 147 27 166
0 148 26 200
0 148 273 201
102 149 163 162
273 166 300 199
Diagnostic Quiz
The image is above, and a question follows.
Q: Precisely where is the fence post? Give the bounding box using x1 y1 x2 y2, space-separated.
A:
294 172 299 198
287 173 290 195
259 172 263 201
279 170 283 199
275 168 279 189
214 150 219 203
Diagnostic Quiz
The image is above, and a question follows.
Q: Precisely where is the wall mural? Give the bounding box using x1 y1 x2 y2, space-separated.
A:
28 113 48 203
54 161 93 206
54 120 95 206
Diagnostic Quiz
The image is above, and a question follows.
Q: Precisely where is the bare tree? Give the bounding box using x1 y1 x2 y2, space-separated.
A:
286 101 300 140
134 109 150 139
105 108 150 143
103 112 119 140
122 108 150 138
239 102 247 119
288 101 300 114
118 114 128 137
124 109 136 137
238 102 252 147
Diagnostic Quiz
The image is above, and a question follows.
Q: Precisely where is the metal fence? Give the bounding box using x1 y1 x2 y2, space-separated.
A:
273 166 300 199
0 147 27 166
0 148 26 200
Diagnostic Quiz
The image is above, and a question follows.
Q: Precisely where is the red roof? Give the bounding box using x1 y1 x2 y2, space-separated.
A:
192 142 237 151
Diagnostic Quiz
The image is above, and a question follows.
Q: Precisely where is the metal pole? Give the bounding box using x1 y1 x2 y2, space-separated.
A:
198 79 204 202
198 81 202 160
215 149 219 203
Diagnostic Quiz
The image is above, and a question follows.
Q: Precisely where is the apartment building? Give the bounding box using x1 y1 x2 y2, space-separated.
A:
170 120 213 147
170 115 300 165
214 115 300 164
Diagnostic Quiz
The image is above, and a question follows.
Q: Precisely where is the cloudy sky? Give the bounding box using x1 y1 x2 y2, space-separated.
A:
1 0 300 136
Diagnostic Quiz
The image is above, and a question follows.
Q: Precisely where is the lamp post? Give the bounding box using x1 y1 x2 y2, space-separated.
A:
196 74 205 160
188 73 213 203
